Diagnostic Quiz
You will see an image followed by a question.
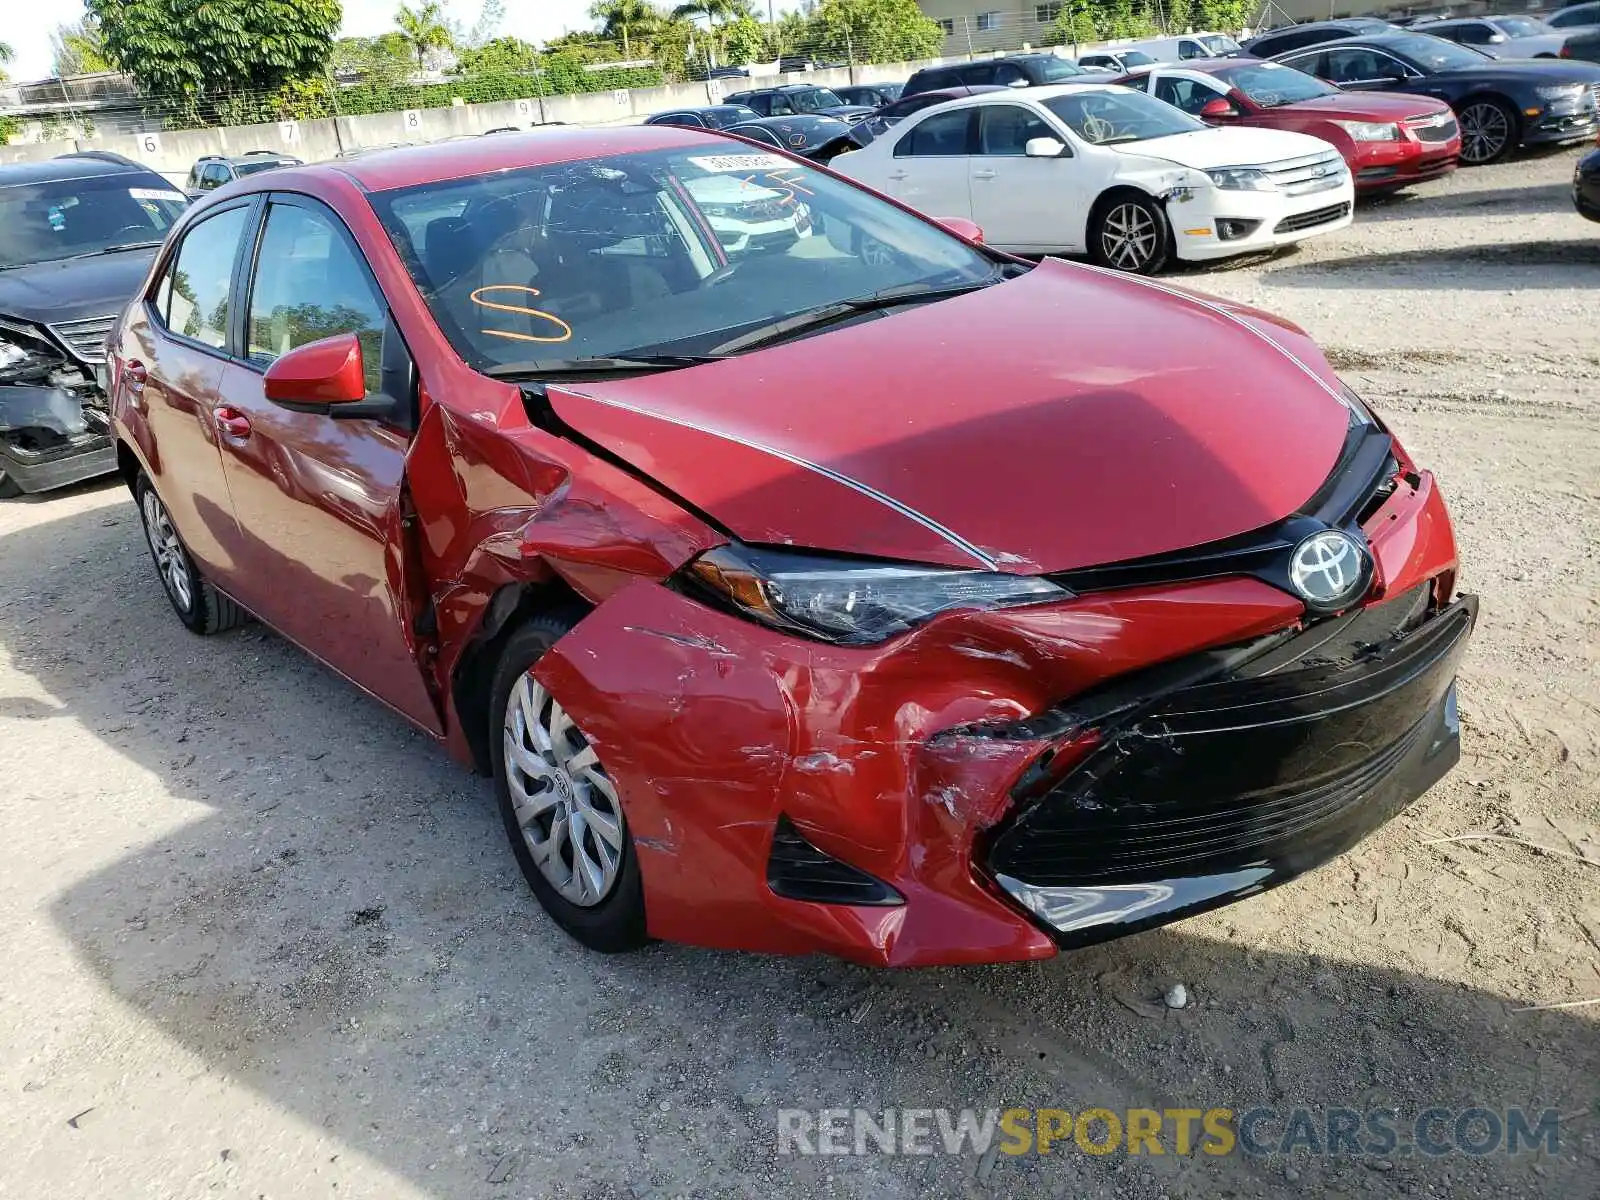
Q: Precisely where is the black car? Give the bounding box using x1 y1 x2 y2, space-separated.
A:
846 84 1008 147
722 85 875 123
1274 32 1600 163
831 82 904 107
184 150 302 198
644 104 761 130
901 53 1085 98
1550 1 1600 27
1576 144 1600 219
1562 24 1600 64
1243 18 1396 59
722 114 857 162
0 153 188 497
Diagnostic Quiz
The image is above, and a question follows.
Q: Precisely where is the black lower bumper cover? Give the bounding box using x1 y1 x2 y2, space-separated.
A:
987 592 1477 946
0 385 116 495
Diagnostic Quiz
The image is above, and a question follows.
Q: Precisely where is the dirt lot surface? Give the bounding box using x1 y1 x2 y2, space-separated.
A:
1 145 1597 1200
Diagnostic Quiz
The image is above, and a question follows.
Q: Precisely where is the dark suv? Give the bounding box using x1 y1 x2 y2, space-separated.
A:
0 152 188 496
184 151 303 197
1243 18 1396 58
722 84 876 122
900 53 1086 98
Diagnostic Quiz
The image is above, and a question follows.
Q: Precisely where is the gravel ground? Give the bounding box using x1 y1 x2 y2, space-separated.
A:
1 146 1596 1200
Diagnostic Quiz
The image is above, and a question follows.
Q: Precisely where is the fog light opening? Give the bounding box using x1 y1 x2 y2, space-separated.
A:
1215 218 1262 242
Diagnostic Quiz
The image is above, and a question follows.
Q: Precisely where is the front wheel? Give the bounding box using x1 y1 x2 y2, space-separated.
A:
1457 99 1517 166
1090 194 1171 274
489 616 647 953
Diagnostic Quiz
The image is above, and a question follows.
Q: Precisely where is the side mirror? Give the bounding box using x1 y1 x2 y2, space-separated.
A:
935 216 984 243
1200 97 1239 119
1006 78 1030 88
1024 136 1066 157
1486 32 1507 43
263 333 368 410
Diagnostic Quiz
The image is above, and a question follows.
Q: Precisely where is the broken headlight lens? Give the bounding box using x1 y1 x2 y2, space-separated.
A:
686 545 1068 645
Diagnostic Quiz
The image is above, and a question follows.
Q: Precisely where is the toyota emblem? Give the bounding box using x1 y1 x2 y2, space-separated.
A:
1288 529 1368 610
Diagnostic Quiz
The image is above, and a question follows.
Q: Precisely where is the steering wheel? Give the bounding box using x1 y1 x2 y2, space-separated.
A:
1080 114 1117 144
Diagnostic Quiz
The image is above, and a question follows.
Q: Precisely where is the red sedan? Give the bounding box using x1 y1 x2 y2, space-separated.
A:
108 128 1474 966
1118 58 1461 192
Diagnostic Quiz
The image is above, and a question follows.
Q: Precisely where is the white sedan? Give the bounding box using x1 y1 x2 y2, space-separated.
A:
830 83 1354 273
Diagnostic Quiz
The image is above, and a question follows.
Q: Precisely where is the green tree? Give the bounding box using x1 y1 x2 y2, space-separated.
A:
331 32 414 81
805 0 943 63
52 16 115 76
1054 0 1158 43
455 35 541 74
719 14 771 64
394 1 454 67
89 0 340 114
589 0 664 58
0 40 12 84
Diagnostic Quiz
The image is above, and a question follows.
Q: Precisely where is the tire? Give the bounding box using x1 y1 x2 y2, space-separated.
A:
134 473 249 635
489 615 647 953
1090 193 1171 274
0 470 21 500
1457 98 1517 166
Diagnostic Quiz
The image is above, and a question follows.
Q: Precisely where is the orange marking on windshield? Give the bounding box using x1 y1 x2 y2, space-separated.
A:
470 285 573 344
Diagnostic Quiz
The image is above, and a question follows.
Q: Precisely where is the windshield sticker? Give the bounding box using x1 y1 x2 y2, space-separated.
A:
470 285 572 344
130 187 186 202
749 169 815 206
688 152 792 173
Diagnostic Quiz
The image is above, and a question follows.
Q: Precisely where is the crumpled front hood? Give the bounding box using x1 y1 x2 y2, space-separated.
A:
547 259 1353 574
0 249 156 328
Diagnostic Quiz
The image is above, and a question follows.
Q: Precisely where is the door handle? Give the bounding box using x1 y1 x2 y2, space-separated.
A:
887 170 908 180
973 169 997 180
123 359 147 393
212 405 252 439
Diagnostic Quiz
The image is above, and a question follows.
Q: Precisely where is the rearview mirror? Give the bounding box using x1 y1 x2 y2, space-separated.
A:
263 333 368 410
935 216 985 243
1024 136 1066 158
1200 97 1239 119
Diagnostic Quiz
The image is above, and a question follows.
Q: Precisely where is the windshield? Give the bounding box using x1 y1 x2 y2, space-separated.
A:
233 157 297 176
1033 56 1086 81
1216 60 1339 105
789 88 845 112
1388 33 1490 69
1201 34 1242 53
0 172 187 270
706 105 760 127
371 146 997 369
1120 50 1156 65
1042 89 1206 144
1494 15 1550 36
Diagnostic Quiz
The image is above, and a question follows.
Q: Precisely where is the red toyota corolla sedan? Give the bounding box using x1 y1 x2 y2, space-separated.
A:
1117 58 1461 192
107 127 1475 966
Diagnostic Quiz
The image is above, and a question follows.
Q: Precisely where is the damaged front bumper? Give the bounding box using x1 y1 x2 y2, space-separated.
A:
527 471 1468 967
0 386 116 495
989 589 1475 945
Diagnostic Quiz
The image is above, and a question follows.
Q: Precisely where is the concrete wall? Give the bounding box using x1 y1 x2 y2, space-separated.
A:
0 49 1121 185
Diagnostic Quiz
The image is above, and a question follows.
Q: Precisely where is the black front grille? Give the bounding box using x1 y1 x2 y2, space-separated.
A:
767 817 903 906
987 594 1473 889
1409 115 1458 143
48 315 117 364
1274 203 1350 235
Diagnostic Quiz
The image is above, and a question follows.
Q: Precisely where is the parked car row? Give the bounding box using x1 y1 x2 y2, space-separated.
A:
87 124 1477 966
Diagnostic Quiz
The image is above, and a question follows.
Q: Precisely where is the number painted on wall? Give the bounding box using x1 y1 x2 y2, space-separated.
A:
403 109 423 131
140 132 162 155
278 120 300 145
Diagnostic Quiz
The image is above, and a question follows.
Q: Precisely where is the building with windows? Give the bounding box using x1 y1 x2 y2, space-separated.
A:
914 0 1067 55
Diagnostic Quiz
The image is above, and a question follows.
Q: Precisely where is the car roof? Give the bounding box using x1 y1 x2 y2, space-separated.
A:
0 156 164 187
321 124 713 192
926 81 1131 106
1127 55 1261 74
1259 16 1389 32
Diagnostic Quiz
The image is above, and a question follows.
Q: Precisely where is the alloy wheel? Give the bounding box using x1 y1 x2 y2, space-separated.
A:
502 674 625 908
1458 102 1510 165
1101 202 1160 272
141 489 193 612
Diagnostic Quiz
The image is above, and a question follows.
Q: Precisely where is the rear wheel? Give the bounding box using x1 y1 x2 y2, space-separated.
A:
1457 98 1517 165
135 474 248 635
1090 193 1170 274
489 616 647 953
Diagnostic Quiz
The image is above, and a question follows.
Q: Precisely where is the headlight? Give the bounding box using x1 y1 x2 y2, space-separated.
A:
1535 84 1583 100
684 545 1069 645
1205 167 1275 191
1332 120 1400 142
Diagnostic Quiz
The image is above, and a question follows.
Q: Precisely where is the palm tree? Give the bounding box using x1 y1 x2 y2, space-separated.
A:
589 0 662 57
394 2 453 68
0 41 13 84
670 0 750 27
